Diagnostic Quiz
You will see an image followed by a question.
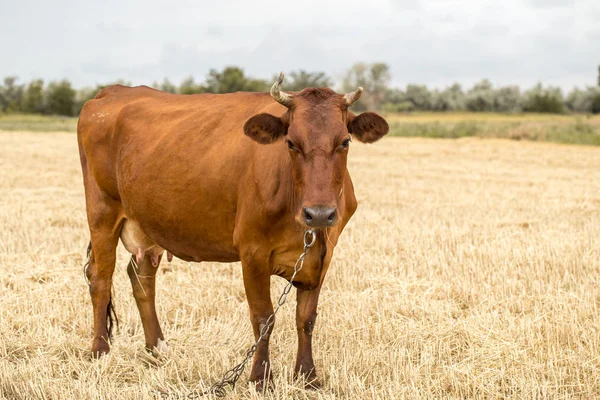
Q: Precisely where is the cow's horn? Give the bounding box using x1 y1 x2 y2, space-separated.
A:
344 87 363 106
270 72 293 107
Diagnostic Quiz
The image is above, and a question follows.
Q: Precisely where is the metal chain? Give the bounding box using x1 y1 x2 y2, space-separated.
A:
195 229 317 398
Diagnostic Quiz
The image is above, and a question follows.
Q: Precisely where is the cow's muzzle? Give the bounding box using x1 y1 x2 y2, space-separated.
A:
302 206 337 228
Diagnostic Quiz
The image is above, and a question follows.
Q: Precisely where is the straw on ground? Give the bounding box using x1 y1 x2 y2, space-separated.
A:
0 132 599 399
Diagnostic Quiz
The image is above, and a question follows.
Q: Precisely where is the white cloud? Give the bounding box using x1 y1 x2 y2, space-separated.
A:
0 0 598 90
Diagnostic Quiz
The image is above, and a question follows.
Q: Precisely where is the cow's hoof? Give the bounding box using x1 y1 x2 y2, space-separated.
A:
250 377 274 394
303 377 321 390
151 338 170 358
90 339 110 359
298 375 321 390
295 370 320 390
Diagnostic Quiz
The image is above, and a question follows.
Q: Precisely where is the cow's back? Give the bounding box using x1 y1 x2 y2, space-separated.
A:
78 86 270 194
78 85 284 262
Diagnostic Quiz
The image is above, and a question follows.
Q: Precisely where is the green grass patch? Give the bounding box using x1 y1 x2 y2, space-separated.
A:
0 114 78 132
542 119 600 146
389 121 481 139
388 115 600 146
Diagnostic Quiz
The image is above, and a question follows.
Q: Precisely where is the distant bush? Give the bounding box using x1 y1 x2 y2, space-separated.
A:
432 84 466 111
21 79 45 114
156 78 177 94
465 80 495 112
493 86 522 113
566 87 600 114
403 84 434 111
179 76 206 95
46 80 76 116
0 77 23 113
522 84 564 114
382 89 411 112
593 93 600 114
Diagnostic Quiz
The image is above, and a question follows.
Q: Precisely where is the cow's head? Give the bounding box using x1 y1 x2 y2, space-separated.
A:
243 72 389 228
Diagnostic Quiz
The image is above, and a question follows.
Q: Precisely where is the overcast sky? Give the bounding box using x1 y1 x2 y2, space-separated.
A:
1 0 599 90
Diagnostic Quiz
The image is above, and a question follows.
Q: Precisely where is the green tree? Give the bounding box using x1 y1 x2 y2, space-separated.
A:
566 86 600 114
282 70 331 91
404 84 433 110
382 88 413 112
566 87 586 112
46 79 76 116
179 76 206 94
523 83 564 113
341 62 391 111
465 79 495 112
493 86 522 112
438 83 466 111
204 66 268 94
0 76 24 112
21 79 45 114
160 78 177 94
593 92 600 114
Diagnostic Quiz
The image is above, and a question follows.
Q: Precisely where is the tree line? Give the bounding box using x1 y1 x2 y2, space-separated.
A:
1 64 599 116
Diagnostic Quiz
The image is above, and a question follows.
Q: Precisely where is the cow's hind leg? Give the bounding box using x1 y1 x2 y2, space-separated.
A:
84 192 123 357
127 253 166 355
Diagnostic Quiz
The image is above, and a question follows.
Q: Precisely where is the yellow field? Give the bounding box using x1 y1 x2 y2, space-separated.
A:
1 132 599 399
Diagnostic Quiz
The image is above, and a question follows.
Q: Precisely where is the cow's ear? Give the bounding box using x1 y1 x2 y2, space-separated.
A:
347 112 389 143
244 113 287 144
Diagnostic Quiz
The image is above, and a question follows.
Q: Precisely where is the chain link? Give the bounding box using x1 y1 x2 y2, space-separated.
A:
195 229 317 398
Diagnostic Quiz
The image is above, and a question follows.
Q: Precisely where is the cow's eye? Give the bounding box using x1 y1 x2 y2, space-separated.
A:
286 139 298 151
339 138 351 150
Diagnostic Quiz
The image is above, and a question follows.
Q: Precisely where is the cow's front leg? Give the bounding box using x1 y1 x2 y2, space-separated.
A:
295 285 322 388
241 261 274 390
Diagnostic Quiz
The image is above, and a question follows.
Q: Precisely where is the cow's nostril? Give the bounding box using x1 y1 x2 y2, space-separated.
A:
327 210 336 222
303 209 313 221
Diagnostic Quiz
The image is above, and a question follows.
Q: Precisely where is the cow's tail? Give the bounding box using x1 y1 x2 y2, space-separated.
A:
83 241 92 285
106 296 118 340
83 241 119 340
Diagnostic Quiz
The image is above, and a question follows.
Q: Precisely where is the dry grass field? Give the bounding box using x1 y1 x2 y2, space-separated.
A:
1 131 600 399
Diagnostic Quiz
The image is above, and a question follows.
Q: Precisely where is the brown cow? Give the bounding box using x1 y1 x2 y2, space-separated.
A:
77 73 389 388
